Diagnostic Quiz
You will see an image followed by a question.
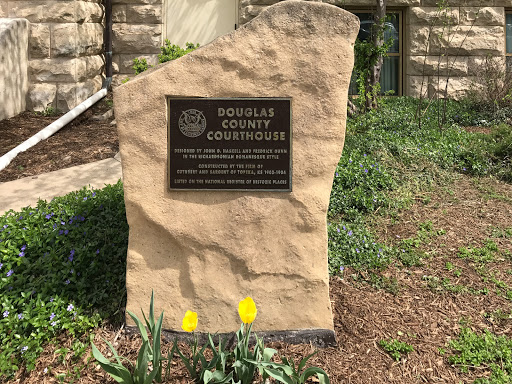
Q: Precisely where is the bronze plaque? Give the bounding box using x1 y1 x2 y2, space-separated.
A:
168 97 292 191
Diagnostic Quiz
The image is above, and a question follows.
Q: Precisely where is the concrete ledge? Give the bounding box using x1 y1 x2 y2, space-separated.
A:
126 325 337 348
0 158 122 215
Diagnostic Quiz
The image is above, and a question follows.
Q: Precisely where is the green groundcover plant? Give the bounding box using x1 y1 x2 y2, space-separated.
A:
0 181 128 377
448 327 512 384
328 96 512 274
1 96 511 378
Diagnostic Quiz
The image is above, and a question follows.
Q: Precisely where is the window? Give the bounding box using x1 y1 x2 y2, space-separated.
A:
506 11 512 71
349 11 402 96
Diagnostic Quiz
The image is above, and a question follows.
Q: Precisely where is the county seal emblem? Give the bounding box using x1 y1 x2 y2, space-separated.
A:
178 109 207 138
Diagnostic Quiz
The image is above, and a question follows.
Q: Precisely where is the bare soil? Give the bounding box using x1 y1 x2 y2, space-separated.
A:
0 94 118 183
2 106 512 383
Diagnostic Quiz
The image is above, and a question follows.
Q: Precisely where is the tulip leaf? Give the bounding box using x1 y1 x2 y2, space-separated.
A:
135 340 149 384
127 310 149 343
298 351 318 373
263 348 277 362
262 368 295 384
91 343 134 384
300 367 330 384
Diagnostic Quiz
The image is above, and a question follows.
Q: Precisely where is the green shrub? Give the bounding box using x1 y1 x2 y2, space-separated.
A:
132 58 149 75
0 181 128 377
132 41 200 75
158 40 199 64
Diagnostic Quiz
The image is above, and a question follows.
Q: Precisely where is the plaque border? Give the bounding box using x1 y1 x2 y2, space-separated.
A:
166 96 293 192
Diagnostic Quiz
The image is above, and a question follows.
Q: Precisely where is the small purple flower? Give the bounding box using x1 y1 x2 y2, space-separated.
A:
343 226 346 230
18 251 25 257
6 269 13 277
21 245 26 251
64 230 69 235
337 228 340 233
65 279 70 285
92 192 96 197
3 310 9 318
463 167 467 171
360 164 363 168
51 321 57 326
349 160 352 163
50 313 55 320
0 263 3 269
61 221 65 225
356 248 360 253
83 197 88 201
364 154 367 157
364 169 368 173
21 346 28 354
45 213 52 219
59 230 64 235
96 249 100 254
347 230 353 236
335 172 339 177
18 313 23 320
70 269 74 274
49 297 54 302
67 304 74 312
29 212 33 216
340 266 344 272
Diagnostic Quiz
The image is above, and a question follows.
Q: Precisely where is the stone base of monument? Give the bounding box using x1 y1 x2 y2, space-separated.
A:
125 325 337 348
114 1 358 345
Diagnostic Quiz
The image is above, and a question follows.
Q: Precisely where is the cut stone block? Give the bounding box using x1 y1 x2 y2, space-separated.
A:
114 1 358 342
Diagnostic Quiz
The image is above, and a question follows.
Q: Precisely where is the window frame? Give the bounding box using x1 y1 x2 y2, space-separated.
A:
346 8 404 96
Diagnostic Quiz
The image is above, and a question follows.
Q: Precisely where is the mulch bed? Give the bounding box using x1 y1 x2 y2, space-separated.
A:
2 105 512 383
0 94 118 183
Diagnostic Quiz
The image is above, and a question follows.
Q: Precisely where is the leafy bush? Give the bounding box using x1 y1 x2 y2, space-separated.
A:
0 181 128 377
132 58 149 75
158 41 199 64
132 41 200 75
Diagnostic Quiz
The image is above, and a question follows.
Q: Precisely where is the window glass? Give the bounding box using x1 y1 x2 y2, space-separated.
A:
353 13 399 53
350 12 400 95
507 13 512 54
381 56 399 94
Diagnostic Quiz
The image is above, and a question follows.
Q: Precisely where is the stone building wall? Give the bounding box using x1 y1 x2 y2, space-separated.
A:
111 0 163 84
240 0 512 99
0 0 104 112
0 18 29 120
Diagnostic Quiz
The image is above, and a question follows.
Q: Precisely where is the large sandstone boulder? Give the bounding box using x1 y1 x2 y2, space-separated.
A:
115 1 358 342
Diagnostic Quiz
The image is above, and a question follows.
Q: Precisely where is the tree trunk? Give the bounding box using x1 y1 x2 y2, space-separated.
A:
365 0 387 110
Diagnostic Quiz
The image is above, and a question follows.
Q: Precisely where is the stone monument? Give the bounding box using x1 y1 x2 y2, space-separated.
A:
114 1 358 345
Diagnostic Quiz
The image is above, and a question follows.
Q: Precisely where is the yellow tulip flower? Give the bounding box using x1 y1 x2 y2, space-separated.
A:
181 310 198 332
238 297 257 324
